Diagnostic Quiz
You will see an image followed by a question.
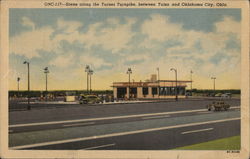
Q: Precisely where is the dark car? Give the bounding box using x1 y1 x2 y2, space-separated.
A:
79 94 102 104
207 101 230 111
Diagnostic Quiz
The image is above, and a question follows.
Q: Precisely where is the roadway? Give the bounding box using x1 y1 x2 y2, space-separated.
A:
9 99 240 150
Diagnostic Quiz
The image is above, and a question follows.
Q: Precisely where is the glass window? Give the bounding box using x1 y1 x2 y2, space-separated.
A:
143 87 148 95
152 87 158 95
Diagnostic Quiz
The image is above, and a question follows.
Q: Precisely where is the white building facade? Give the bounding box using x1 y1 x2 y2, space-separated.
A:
112 80 191 99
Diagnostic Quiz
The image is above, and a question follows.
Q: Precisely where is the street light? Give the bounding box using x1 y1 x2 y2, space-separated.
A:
17 77 20 97
211 77 216 96
23 61 31 110
170 68 178 101
44 67 49 101
190 70 193 96
85 65 90 94
88 69 94 94
157 67 160 97
127 68 132 100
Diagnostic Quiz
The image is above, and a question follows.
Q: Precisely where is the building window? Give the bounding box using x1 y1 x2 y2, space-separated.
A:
143 87 148 95
152 87 158 95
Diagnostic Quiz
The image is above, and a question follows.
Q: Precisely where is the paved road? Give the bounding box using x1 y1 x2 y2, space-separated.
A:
9 99 241 150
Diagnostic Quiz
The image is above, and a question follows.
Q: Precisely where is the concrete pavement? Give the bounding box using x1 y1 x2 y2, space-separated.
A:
9 99 241 150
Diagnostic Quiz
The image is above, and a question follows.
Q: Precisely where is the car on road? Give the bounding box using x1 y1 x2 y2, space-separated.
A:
79 94 103 104
207 101 230 111
221 93 232 98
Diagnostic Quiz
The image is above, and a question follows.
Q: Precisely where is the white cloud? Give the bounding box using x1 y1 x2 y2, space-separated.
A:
49 53 74 68
21 17 35 30
79 17 136 53
57 18 83 33
141 14 183 42
79 54 112 69
10 26 55 58
215 16 241 37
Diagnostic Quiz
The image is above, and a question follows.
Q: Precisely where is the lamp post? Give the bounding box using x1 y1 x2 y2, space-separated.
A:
211 77 216 96
170 68 178 101
190 70 193 96
85 65 90 94
127 68 132 100
89 69 94 94
17 77 20 97
157 67 160 97
23 61 31 110
44 67 49 101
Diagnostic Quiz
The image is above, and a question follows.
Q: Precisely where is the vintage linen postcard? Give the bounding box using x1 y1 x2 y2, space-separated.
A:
0 0 249 158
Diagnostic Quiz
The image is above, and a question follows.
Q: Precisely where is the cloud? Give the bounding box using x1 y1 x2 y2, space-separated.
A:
79 54 112 70
21 17 35 30
141 14 183 42
215 16 240 37
10 26 55 58
79 17 136 53
49 53 74 68
57 18 83 33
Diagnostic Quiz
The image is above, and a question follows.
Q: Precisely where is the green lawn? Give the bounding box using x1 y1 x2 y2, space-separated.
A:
174 136 240 150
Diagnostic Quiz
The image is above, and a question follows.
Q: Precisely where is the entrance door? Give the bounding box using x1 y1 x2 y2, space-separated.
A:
117 87 127 99
130 87 137 98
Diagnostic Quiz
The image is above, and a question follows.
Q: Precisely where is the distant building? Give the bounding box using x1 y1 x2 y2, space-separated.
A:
150 74 157 82
112 78 191 99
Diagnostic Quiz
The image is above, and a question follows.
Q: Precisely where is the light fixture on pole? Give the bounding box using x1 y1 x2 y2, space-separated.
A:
17 77 20 97
157 67 160 96
23 61 31 110
44 67 49 101
85 65 90 94
170 68 178 101
127 68 132 100
190 70 193 96
211 77 216 96
89 69 94 94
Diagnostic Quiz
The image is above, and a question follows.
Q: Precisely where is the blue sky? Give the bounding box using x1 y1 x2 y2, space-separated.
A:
9 9 241 90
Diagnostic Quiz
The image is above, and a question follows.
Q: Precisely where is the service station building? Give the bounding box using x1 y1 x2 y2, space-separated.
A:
112 79 191 99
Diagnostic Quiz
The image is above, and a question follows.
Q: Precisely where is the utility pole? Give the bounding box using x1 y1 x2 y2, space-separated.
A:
190 70 193 96
211 77 216 96
85 65 90 94
157 67 160 97
127 68 132 100
89 69 94 94
23 61 31 110
17 77 20 97
170 68 178 101
44 67 49 101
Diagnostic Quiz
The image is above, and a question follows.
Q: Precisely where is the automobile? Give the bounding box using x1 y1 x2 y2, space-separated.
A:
215 93 222 97
221 93 232 98
207 100 230 111
79 94 102 104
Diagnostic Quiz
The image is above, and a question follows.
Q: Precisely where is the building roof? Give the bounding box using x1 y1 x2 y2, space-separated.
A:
112 80 192 87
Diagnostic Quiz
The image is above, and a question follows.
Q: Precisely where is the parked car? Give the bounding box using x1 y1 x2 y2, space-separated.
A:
215 93 222 97
207 101 230 111
221 93 232 98
79 94 102 104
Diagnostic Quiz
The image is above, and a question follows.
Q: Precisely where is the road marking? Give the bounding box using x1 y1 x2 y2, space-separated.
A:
198 112 212 114
9 106 240 128
63 122 95 127
82 143 115 150
181 128 214 134
142 115 170 119
10 117 240 150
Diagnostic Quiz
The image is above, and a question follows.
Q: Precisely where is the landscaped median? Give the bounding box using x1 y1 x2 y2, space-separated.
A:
174 136 240 150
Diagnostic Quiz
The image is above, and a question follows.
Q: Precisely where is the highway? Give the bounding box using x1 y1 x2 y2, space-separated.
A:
9 99 240 150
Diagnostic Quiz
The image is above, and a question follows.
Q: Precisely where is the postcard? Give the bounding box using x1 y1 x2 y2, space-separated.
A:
0 0 249 158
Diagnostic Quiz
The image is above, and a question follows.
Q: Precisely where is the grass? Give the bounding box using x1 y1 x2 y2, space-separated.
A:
174 136 240 150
